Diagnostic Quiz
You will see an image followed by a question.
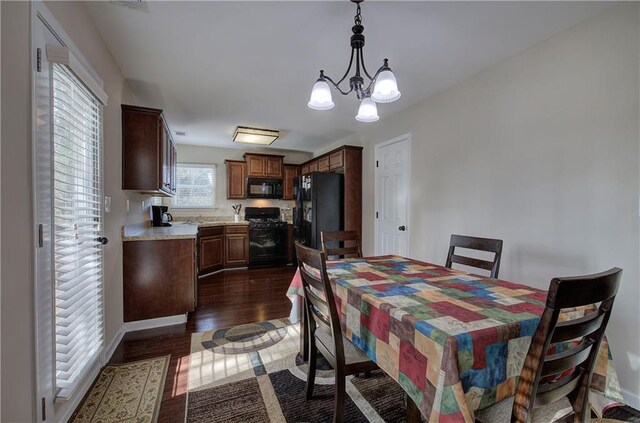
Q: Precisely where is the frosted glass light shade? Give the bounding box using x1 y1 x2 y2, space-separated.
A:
355 98 379 122
308 79 335 110
371 69 401 103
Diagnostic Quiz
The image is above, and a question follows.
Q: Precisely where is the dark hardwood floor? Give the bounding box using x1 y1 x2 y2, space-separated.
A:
108 265 298 423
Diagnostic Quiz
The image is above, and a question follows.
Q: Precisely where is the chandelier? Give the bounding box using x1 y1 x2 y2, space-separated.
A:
308 0 401 122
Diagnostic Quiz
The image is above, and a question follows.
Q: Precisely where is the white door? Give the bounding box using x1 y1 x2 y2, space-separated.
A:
33 4 108 420
375 135 411 256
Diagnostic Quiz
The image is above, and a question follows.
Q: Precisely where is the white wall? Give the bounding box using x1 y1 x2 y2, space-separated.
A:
1 2 149 420
170 144 312 220
328 4 640 404
1 3 35 420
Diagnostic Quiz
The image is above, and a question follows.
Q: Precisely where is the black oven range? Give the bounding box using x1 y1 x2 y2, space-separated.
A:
245 207 288 268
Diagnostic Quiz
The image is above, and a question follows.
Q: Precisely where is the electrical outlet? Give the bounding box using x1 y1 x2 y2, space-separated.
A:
126 199 130 212
141 200 145 211
104 196 112 213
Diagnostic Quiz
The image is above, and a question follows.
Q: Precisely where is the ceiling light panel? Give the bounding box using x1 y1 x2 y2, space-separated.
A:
233 127 279 145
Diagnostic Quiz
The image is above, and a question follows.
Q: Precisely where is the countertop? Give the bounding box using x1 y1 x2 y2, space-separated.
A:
121 219 250 241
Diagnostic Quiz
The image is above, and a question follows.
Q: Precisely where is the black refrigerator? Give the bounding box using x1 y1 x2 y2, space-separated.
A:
293 172 344 250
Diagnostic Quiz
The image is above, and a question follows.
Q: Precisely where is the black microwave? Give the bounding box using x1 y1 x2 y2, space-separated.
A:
246 178 283 199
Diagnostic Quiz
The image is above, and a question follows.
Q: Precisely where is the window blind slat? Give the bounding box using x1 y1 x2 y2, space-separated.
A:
52 63 104 399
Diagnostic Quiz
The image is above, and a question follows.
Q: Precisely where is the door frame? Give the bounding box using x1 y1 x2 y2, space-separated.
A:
31 2 107 421
374 133 412 257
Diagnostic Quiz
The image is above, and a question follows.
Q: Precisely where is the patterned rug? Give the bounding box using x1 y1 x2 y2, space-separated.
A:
70 355 170 423
186 319 637 423
187 318 408 422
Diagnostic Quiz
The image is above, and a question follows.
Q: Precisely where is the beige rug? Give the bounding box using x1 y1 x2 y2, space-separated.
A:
70 356 170 423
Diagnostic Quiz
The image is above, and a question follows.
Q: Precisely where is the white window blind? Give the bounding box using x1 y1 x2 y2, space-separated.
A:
173 164 216 208
52 63 105 398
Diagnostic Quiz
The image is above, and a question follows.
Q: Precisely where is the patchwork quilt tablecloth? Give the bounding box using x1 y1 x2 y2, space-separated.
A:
287 255 623 422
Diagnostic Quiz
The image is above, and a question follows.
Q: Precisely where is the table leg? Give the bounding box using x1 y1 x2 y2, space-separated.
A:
406 394 421 423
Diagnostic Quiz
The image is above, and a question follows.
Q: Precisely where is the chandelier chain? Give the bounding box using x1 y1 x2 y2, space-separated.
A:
354 3 362 26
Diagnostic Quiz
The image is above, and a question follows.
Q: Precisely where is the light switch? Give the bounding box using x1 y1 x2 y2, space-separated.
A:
104 196 112 213
126 199 130 212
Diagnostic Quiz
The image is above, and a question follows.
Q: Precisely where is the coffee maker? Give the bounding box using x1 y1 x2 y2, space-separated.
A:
151 205 172 227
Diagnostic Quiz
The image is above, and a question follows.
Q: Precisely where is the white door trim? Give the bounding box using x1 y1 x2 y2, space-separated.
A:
31 3 107 420
374 133 412 256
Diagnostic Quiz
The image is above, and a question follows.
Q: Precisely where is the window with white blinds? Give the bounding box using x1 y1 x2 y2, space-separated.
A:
52 63 104 397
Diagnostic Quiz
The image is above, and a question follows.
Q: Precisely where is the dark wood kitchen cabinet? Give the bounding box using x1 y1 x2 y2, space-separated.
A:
198 226 224 274
225 160 246 199
317 155 330 172
123 238 196 322
122 104 177 196
224 225 249 267
282 164 300 200
243 153 284 178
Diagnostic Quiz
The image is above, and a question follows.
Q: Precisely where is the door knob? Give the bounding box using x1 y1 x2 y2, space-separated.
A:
398 226 406 231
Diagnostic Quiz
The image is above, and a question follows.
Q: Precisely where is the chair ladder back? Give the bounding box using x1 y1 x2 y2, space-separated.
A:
550 310 607 343
445 234 503 278
321 231 362 259
295 242 346 358
511 267 622 423
303 283 331 329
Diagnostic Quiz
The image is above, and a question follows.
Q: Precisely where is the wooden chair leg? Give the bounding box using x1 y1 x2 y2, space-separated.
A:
333 368 345 423
305 342 317 400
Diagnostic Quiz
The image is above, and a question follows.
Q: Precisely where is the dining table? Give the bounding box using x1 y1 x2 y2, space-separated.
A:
286 255 623 423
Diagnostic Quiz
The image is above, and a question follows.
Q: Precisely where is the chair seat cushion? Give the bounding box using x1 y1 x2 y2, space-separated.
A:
315 328 372 366
475 396 573 423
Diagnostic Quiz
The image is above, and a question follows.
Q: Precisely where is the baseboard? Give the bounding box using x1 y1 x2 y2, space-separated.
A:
123 314 188 333
103 325 126 364
622 387 640 410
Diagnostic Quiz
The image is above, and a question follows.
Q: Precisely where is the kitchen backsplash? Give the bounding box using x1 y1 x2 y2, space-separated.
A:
159 198 295 222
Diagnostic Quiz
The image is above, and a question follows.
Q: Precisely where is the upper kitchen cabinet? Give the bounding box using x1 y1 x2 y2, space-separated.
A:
122 105 177 196
300 146 354 175
225 160 246 199
282 164 300 200
243 153 284 178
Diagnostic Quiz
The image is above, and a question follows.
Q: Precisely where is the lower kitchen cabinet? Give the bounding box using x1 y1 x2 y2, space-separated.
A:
224 225 249 267
123 238 196 322
198 227 224 274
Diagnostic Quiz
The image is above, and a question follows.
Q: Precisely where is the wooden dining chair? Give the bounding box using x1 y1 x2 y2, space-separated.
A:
445 234 503 278
321 230 362 259
475 267 622 423
295 241 378 423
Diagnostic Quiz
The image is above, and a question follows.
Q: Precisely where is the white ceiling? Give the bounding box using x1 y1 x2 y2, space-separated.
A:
85 1 612 153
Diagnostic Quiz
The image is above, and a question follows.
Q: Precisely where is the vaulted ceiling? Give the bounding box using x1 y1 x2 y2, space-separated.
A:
86 1 611 153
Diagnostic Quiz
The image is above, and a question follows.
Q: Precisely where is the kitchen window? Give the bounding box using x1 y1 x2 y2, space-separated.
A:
173 163 216 208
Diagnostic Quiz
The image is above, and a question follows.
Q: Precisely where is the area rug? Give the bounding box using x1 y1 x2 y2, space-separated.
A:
70 355 170 423
186 319 636 423
186 318 408 422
